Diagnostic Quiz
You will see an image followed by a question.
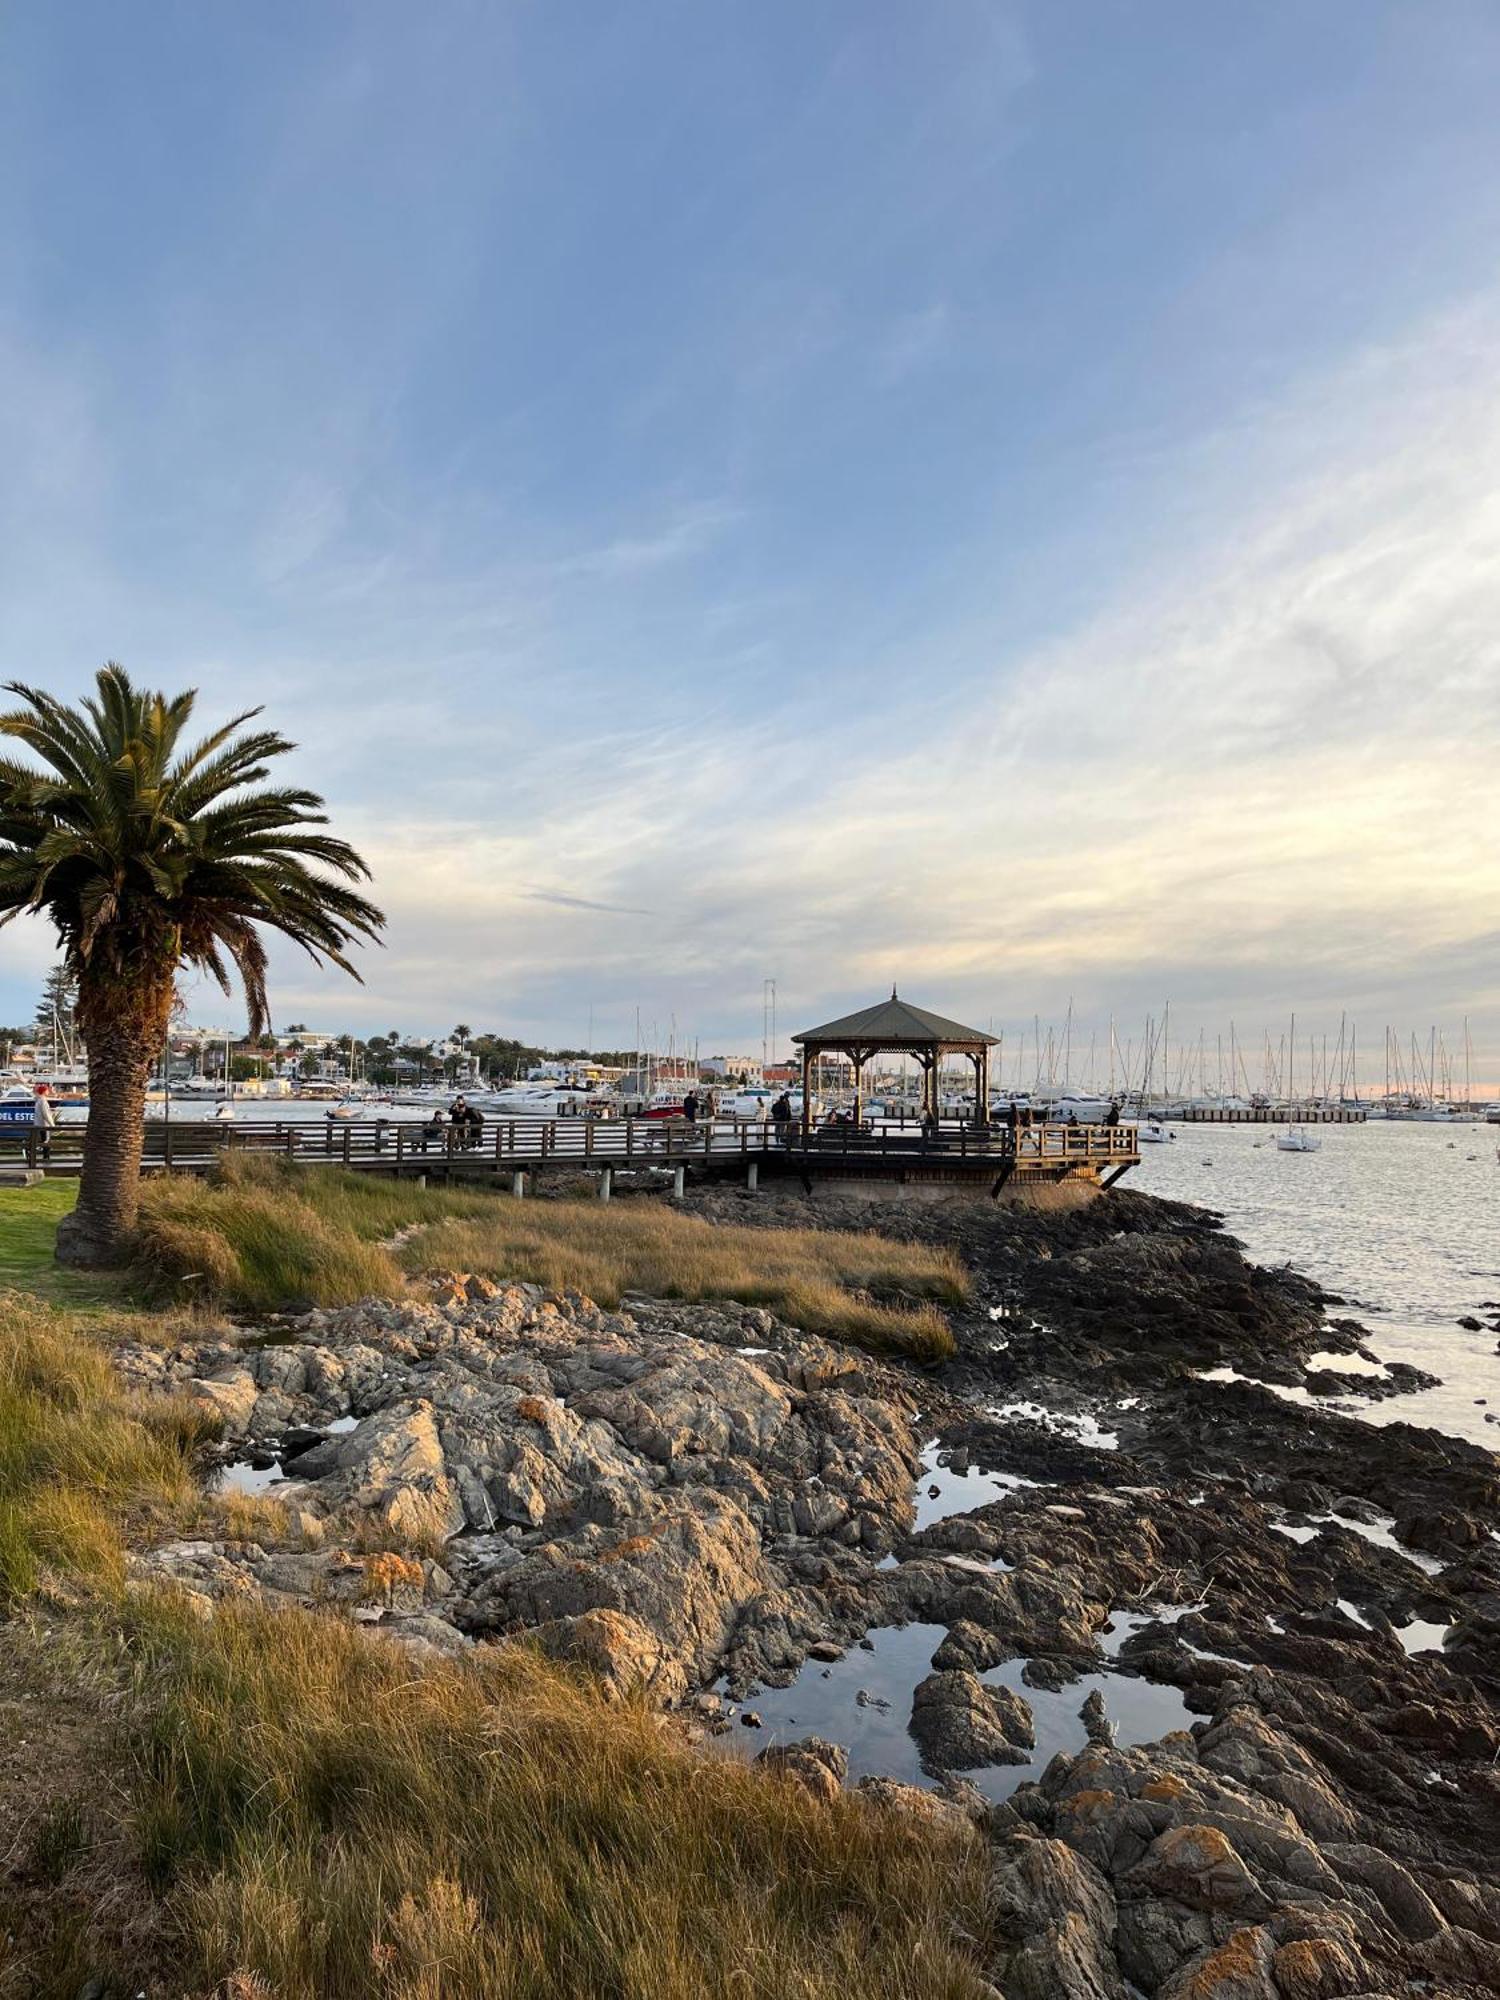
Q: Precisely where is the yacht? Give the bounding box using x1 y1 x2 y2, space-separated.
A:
1276 1127 1322 1153
172 1076 229 1101
1051 1091 1110 1124
473 1083 596 1118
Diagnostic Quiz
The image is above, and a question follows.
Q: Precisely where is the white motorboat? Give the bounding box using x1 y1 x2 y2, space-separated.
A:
1138 1120 1174 1144
1051 1091 1110 1124
723 1088 774 1120
475 1083 596 1118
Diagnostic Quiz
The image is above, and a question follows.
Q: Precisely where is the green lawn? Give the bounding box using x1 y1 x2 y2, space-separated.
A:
0 1182 125 1308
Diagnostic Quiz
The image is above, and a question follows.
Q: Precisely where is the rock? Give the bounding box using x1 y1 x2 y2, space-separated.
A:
988 1832 1127 1999
1268 1935 1366 2000
1081 1687 1113 1744
465 1492 777 1690
932 1619 1007 1672
755 1735 848 1803
1127 1825 1269 1918
1157 1924 1277 2000
853 1775 973 1831
1321 1843 1444 1943
189 1368 257 1434
909 1670 1034 1772
529 1608 686 1704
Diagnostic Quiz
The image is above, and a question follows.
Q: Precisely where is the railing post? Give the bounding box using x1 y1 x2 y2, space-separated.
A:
395 1125 404 1175
342 1123 352 1167
285 1125 295 1161
164 1120 174 1172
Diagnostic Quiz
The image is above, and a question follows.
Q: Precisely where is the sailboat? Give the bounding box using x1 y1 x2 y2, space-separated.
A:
1276 1014 1321 1152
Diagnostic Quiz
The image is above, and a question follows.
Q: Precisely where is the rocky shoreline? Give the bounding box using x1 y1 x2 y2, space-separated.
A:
115 1185 1500 1998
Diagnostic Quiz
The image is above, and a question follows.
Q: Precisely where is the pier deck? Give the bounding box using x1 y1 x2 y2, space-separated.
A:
5 1115 1140 1193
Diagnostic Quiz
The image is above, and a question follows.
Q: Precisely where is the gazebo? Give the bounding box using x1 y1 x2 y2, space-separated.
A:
791 990 998 1137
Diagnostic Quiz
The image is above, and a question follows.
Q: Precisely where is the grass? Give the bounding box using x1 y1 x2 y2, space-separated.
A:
132 1159 500 1312
120 1592 991 2000
402 1202 965 1360
0 1281 994 1999
0 1292 220 1602
131 1158 966 1360
0 1182 125 1310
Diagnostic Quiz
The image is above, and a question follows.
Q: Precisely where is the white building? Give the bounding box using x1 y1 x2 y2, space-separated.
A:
703 1055 763 1084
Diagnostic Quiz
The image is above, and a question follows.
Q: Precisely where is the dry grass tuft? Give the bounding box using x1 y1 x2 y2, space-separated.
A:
401 1201 966 1360
129 1159 965 1360
122 1592 992 1999
0 1294 205 1601
132 1157 512 1312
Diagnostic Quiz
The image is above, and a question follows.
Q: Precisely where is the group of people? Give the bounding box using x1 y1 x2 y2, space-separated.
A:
420 1096 485 1150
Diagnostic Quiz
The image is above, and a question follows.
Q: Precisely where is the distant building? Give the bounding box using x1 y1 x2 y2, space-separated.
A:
703 1055 763 1084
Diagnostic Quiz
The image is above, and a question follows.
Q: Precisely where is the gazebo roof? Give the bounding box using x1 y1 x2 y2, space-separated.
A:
792 991 997 1051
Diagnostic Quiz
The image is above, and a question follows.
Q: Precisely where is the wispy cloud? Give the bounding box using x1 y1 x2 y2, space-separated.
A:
524 888 655 917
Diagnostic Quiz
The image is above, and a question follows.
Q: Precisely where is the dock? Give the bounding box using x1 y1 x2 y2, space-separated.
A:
1159 1105 1367 1124
5 1114 1141 1198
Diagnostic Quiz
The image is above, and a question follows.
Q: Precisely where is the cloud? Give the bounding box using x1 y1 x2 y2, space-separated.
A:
250 294 1497 1065
523 889 655 917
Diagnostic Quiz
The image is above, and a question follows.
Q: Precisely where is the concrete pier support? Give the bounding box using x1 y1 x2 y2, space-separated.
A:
747 1162 759 1192
599 1167 613 1201
512 1171 527 1198
413 1174 427 1191
672 1165 685 1200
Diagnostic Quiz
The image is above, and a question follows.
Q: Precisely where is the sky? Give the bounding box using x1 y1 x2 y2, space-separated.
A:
1 2 1498 1085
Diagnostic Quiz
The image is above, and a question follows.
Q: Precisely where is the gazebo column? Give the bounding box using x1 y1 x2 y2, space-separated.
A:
852 1051 864 1126
801 1043 813 1139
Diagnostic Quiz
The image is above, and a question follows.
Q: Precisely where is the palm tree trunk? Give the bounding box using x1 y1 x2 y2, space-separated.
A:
55 971 174 1269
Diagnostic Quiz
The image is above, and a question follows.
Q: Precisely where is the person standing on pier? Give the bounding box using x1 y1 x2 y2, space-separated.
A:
31 1086 55 1162
771 1092 792 1144
683 1089 700 1125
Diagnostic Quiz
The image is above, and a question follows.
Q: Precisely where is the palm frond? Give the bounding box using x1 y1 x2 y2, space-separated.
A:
0 663 385 1024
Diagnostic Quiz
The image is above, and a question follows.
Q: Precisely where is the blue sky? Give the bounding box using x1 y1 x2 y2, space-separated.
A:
2 2 1498 1078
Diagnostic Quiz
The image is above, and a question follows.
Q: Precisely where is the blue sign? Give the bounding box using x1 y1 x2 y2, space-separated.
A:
0 1103 36 1125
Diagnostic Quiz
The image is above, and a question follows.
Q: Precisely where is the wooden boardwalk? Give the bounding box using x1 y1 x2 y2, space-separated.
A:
4 1114 1140 1191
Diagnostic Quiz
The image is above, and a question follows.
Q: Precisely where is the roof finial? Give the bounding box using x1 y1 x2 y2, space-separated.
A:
891 982 898 1001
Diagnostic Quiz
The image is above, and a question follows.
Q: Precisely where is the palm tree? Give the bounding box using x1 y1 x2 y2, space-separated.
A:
0 665 383 1266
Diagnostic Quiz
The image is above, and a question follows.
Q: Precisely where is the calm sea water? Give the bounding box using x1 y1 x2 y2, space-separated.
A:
1131 1119 1500 1451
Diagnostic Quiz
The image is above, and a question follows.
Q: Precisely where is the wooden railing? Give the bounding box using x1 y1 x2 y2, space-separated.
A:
1 1113 1140 1177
